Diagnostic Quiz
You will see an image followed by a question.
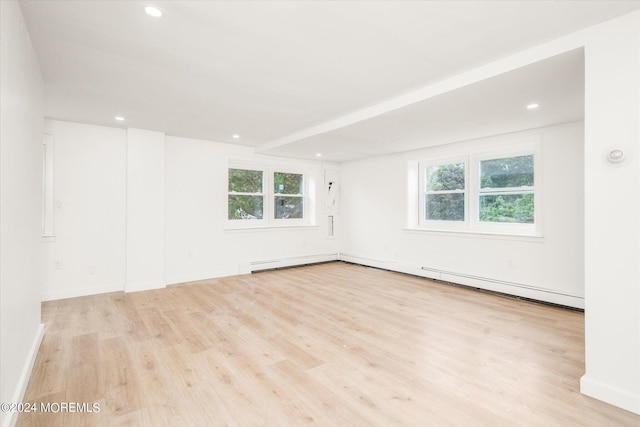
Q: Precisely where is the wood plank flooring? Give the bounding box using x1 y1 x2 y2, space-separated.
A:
17 262 640 426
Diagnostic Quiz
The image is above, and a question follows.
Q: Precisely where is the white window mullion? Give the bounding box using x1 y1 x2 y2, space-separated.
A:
467 156 480 230
264 168 272 223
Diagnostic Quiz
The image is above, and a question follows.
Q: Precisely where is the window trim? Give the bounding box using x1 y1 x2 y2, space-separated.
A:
273 169 305 223
227 164 267 224
410 135 542 237
419 156 468 231
226 161 310 230
471 149 538 235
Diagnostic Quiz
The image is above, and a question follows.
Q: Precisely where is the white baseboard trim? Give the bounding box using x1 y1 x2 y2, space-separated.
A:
2 324 45 427
581 374 640 415
41 254 340 299
245 253 339 273
339 253 421 277
339 253 584 309
125 280 166 294
40 252 582 307
42 283 124 301
165 270 238 287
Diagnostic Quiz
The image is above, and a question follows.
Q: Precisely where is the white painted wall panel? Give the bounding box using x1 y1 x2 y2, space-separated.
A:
581 10 640 414
125 128 165 292
0 2 44 426
164 135 339 284
41 120 127 300
41 123 339 295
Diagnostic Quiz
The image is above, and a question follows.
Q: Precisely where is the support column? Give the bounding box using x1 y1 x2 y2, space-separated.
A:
126 128 165 292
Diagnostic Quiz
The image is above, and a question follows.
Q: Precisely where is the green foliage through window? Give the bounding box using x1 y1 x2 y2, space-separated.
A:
479 155 534 224
274 172 304 219
426 163 465 191
275 196 303 219
228 168 305 221
228 168 263 193
228 195 264 220
228 168 264 220
425 163 465 221
274 172 303 195
426 193 464 221
480 155 533 189
479 194 533 223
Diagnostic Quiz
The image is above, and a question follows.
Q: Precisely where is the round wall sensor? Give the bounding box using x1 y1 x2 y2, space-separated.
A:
607 149 625 163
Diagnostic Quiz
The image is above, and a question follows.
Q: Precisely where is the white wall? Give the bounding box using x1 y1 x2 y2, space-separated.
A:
126 128 165 292
0 2 44 427
41 122 339 297
42 120 127 300
581 11 640 414
340 122 585 307
164 135 339 284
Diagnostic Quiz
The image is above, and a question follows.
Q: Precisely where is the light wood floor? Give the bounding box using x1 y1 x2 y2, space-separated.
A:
18 262 640 426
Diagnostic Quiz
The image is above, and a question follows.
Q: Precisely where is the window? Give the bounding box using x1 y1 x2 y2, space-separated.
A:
228 168 265 220
227 163 309 228
478 155 534 224
424 162 465 222
274 172 304 219
411 137 540 236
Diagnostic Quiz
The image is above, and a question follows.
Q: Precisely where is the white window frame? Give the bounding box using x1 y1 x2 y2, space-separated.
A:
226 161 310 229
411 136 541 237
227 164 267 225
418 157 468 231
273 168 306 225
470 148 538 235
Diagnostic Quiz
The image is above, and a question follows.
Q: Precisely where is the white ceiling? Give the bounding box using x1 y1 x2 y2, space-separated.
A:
19 1 640 162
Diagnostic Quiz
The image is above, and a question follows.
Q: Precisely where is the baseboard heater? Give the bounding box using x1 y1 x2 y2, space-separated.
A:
337 253 583 309
421 266 565 295
420 266 583 310
247 253 339 273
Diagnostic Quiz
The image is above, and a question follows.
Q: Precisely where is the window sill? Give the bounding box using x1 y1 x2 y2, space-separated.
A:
403 227 544 242
42 235 56 243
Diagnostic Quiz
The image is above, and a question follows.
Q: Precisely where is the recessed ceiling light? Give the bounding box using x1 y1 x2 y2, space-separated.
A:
232 134 240 139
316 153 322 157
115 116 125 121
144 5 163 18
526 103 540 110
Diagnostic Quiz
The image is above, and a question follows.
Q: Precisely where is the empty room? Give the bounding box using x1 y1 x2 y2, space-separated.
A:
2 1 640 426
